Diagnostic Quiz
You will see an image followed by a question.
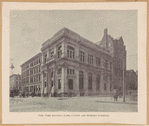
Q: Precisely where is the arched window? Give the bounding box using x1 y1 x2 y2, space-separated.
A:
79 71 84 90
88 73 92 90
67 46 75 59
58 46 62 58
96 74 100 90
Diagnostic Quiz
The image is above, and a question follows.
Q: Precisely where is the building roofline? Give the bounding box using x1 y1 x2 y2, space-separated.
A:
41 27 111 55
20 53 42 67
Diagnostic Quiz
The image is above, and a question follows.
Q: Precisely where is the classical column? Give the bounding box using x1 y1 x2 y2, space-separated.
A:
53 68 57 94
100 71 104 92
61 66 67 95
41 71 44 97
84 70 88 95
75 68 79 96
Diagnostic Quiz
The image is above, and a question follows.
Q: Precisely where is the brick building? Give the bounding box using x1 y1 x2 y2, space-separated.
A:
21 27 126 97
20 53 42 95
125 70 138 90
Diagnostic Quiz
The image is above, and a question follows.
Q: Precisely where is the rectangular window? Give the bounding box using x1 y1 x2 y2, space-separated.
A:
58 46 62 58
44 72 46 77
110 62 112 70
110 83 112 91
96 58 101 66
39 66 40 72
51 51 54 58
68 79 73 89
67 68 69 74
70 69 72 75
67 50 69 58
104 83 107 91
104 59 108 69
30 76 33 83
79 50 85 62
88 54 93 65
57 69 61 74
39 74 41 82
67 46 75 59
103 74 108 82
44 53 47 63
58 79 61 89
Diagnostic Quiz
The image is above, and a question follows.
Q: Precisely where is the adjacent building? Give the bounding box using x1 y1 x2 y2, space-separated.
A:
9 74 21 91
20 53 42 95
125 70 138 90
21 27 127 97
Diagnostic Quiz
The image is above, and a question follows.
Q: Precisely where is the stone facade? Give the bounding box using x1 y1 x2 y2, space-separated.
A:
21 27 127 97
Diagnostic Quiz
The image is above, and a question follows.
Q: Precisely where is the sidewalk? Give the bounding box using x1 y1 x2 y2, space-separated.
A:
68 96 138 104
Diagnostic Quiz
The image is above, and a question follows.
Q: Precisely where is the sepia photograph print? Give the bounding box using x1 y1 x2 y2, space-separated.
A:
2 2 147 124
9 10 138 112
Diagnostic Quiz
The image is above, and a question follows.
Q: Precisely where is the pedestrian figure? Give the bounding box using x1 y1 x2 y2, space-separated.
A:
44 86 47 97
114 89 119 101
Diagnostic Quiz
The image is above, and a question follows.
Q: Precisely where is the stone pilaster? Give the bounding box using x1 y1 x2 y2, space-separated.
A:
41 71 44 96
62 42 67 58
61 67 66 94
75 68 79 95
100 71 104 92
75 44 79 61
54 46 57 59
107 74 110 92
47 48 50 59
100 57 104 69
42 53 44 65
84 70 88 95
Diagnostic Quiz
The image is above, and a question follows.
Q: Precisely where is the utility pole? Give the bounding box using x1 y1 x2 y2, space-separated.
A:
123 53 125 102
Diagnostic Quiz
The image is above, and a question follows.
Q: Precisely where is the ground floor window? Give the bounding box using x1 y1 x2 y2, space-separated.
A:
58 79 61 89
88 73 92 90
79 71 84 90
104 83 107 91
30 86 33 92
44 81 47 87
114 85 117 89
110 83 112 91
96 75 100 90
68 79 73 89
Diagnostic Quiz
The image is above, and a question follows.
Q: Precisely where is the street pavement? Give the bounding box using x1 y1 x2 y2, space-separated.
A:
10 96 137 112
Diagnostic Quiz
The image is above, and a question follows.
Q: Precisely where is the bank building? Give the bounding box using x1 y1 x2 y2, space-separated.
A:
20 27 126 97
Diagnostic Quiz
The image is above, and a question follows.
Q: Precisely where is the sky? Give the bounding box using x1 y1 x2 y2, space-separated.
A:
10 10 138 75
